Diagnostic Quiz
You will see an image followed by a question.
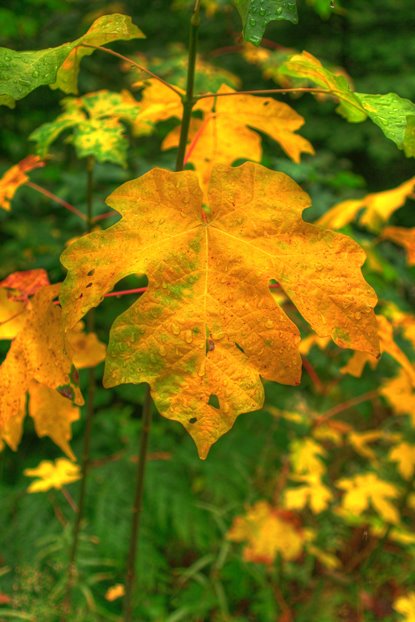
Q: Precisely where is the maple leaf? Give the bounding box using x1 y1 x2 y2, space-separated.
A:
24 458 81 493
381 371 415 426
341 315 415 386
227 501 305 563
318 176 415 232
284 473 333 514
348 430 383 462
383 227 415 266
336 473 400 524
289 438 326 476
394 593 415 622
132 80 183 136
233 0 298 46
279 51 415 155
389 443 415 480
163 84 314 189
0 14 144 107
0 268 50 300
0 284 83 452
31 90 140 166
0 155 44 211
28 381 80 460
0 290 26 340
60 163 379 458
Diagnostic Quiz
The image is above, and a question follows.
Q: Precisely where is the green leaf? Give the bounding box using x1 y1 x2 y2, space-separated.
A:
279 51 415 156
0 14 144 108
30 90 140 166
233 0 298 46
355 92 415 155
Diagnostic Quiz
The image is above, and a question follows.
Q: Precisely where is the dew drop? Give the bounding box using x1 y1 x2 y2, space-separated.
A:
355 311 362 320
259 7 266 15
249 18 256 26
185 329 193 344
171 323 180 335
276 6 282 14
159 345 166 356
265 319 274 328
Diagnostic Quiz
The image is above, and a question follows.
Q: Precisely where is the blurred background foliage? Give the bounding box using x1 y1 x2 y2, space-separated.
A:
0 0 414 620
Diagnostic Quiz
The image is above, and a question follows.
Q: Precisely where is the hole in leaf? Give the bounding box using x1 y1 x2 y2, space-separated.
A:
86 283 93 288
208 394 220 410
87 269 95 276
235 342 245 353
189 417 197 424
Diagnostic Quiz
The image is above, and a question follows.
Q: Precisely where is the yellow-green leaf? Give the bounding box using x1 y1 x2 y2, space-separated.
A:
0 14 144 107
24 458 81 493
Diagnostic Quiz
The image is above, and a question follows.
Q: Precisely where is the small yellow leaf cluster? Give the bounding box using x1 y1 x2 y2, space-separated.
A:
24 458 81 493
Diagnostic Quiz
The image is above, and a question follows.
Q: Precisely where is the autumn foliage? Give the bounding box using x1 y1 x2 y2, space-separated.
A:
0 2 414 621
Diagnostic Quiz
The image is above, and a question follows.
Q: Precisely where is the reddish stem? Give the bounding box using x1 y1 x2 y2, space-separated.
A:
184 113 214 165
314 390 379 426
27 182 86 221
301 355 324 394
104 287 148 298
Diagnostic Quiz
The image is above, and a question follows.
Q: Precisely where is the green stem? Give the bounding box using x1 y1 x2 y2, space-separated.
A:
175 0 201 171
123 388 153 621
122 6 201 618
63 156 96 617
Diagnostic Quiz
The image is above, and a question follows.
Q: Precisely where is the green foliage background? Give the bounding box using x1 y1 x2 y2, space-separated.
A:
0 1 414 620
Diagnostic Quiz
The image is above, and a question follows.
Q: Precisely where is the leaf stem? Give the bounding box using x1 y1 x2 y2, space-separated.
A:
123 387 153 621
63 157 96 617
175 0 201 171
314 389 379 426
80 44 182 96
26 181 86 221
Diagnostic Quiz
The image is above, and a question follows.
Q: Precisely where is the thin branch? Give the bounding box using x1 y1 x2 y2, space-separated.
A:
27 182 86 221
123 388 153 621
301 355 325 394
80 44 182 96
194 86 366 117
314 390 379 426
104 287 148 298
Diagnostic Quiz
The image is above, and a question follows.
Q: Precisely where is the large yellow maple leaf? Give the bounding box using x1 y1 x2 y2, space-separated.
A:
60 163 379 458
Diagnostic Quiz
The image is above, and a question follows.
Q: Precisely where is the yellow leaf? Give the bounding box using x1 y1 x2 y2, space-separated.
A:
60 163 379 458
289 438 326 476
299 333 330 355
389 442 415 480
341 314 415 385
28 381 80 460
105 584 125 601
24 458 81 493
318 176 415 232
0 284 83 451
381 370 415 425
163 84 314 189
67 321 106 369
336 473 400 524
394 593 415 622
0 155 44 211
227 501 305 563
284 473 333 514
383 226 415 266
0 289 26 339
348 430 383 461
132 80 183 136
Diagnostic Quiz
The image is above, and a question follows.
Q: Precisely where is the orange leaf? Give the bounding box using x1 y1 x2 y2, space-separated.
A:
383 226 415 266
0 155 44 211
